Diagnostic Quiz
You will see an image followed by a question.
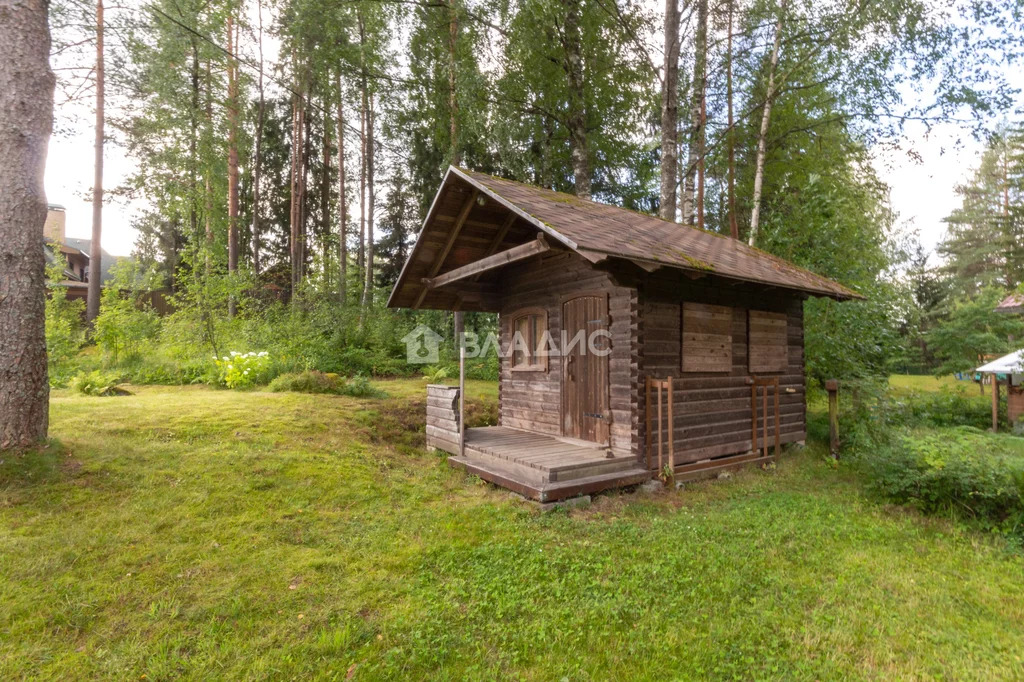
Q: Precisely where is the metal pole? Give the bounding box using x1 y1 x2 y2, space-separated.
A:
455 311 465 457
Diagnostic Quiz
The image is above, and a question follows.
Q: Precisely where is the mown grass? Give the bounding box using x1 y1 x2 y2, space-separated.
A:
2 380 1024 680
890 373 975 394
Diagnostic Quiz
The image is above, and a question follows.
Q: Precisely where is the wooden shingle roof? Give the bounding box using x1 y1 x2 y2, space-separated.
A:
387 167 861 310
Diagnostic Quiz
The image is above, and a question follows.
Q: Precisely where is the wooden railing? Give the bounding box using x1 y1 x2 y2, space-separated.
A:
750 376 780 458
645 376 673 473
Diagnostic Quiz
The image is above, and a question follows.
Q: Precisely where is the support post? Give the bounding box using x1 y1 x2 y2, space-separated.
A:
991 373 999 433
825 379 839 458
455 311 465 456
667 376 674 471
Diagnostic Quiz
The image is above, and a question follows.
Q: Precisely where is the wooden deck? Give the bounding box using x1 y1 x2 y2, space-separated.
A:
445 427 650 502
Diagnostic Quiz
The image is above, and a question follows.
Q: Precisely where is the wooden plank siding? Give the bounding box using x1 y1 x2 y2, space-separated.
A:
498 252 639 458
637 271 807 468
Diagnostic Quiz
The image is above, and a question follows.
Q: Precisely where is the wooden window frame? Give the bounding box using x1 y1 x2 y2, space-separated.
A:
508 307 549 372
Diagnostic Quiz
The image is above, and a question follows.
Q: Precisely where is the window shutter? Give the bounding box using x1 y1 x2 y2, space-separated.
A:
748 310 788 373
681 303 733 373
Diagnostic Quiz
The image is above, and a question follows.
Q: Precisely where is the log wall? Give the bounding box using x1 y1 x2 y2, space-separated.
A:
637 271 807 466
498 252 640 458
425 384 460 455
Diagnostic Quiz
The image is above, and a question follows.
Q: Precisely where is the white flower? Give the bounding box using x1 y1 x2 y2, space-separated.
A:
222 356 230 361
244 369 250 374
227 364 233 370
230 351 239 357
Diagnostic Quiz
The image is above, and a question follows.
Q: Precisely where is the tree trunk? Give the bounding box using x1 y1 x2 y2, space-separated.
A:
251 0 265 276
226 10 239 316
321 96 331 281
683 0 707 228
0 0 54 448
562 0 589 199
203 58 213 272
360 91 375 314
748 1 786 247
336 70 347 303
357 15 367 294
87 0 104 323
188 37 199 253
726 0 738 240
448 0 460 166
658 0 679 220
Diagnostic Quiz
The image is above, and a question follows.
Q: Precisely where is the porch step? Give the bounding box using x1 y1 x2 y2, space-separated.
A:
450 454 650 502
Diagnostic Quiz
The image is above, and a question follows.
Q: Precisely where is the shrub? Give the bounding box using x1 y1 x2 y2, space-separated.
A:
70 370 130 397
340 374 387 399
269 371 343 394
858 427 1024 534
213 351 274 389
267 371 387 399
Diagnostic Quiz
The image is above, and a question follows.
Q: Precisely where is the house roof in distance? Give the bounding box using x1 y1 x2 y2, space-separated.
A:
388 167 862 310
996 292 1024 314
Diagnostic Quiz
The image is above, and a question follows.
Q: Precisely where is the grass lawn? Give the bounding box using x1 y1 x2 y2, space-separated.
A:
3 381 1024 680
889 373 978 394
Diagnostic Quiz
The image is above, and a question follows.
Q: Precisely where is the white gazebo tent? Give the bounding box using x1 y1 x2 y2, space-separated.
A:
976 349 1024 431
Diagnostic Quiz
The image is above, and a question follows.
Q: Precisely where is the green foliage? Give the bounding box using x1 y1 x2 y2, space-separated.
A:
340 374 387 399
820 377 1024 537
94 261 161 364
213 351 274 389
862 428 1024 534
421 365 448 382
269 370 342 394
44 255 86 387
929 287 1024 375
69 370 129 397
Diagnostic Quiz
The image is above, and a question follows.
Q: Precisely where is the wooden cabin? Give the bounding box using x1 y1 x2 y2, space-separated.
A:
388 167 861 502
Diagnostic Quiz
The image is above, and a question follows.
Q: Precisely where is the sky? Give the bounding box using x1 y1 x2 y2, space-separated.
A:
43 2 1016 260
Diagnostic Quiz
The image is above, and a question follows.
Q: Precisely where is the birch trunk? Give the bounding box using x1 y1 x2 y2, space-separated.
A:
726 0 738 239
0 0 54 447
251 0 265 275
562 0 590 199
360 92 375 313
226 10 239 316
658 0 680 220
748 1 787 247
448 0 460 166
336 71 347 302
87 0 104 323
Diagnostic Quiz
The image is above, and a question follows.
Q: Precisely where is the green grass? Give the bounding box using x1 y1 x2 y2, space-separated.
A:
3 380 1024 679
890 373 975 394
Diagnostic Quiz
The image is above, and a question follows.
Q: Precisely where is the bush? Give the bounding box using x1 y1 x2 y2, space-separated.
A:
213 351 274 389
267 371 387 399
859 427 1024 534
828 381 1024 537
340 374 387 399
269 371 343 394
70 370 130 397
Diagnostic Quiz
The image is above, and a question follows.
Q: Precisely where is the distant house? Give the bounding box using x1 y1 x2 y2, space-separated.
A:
44 204 127 302
996 292 1024 316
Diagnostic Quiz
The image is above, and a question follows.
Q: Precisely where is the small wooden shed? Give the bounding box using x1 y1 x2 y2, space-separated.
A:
388 167 861 501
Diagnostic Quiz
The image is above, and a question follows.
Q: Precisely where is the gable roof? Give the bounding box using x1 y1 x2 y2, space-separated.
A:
996 292 1024 314
388 167 861 310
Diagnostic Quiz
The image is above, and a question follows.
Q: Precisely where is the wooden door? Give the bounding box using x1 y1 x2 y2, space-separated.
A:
562 294 610 444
